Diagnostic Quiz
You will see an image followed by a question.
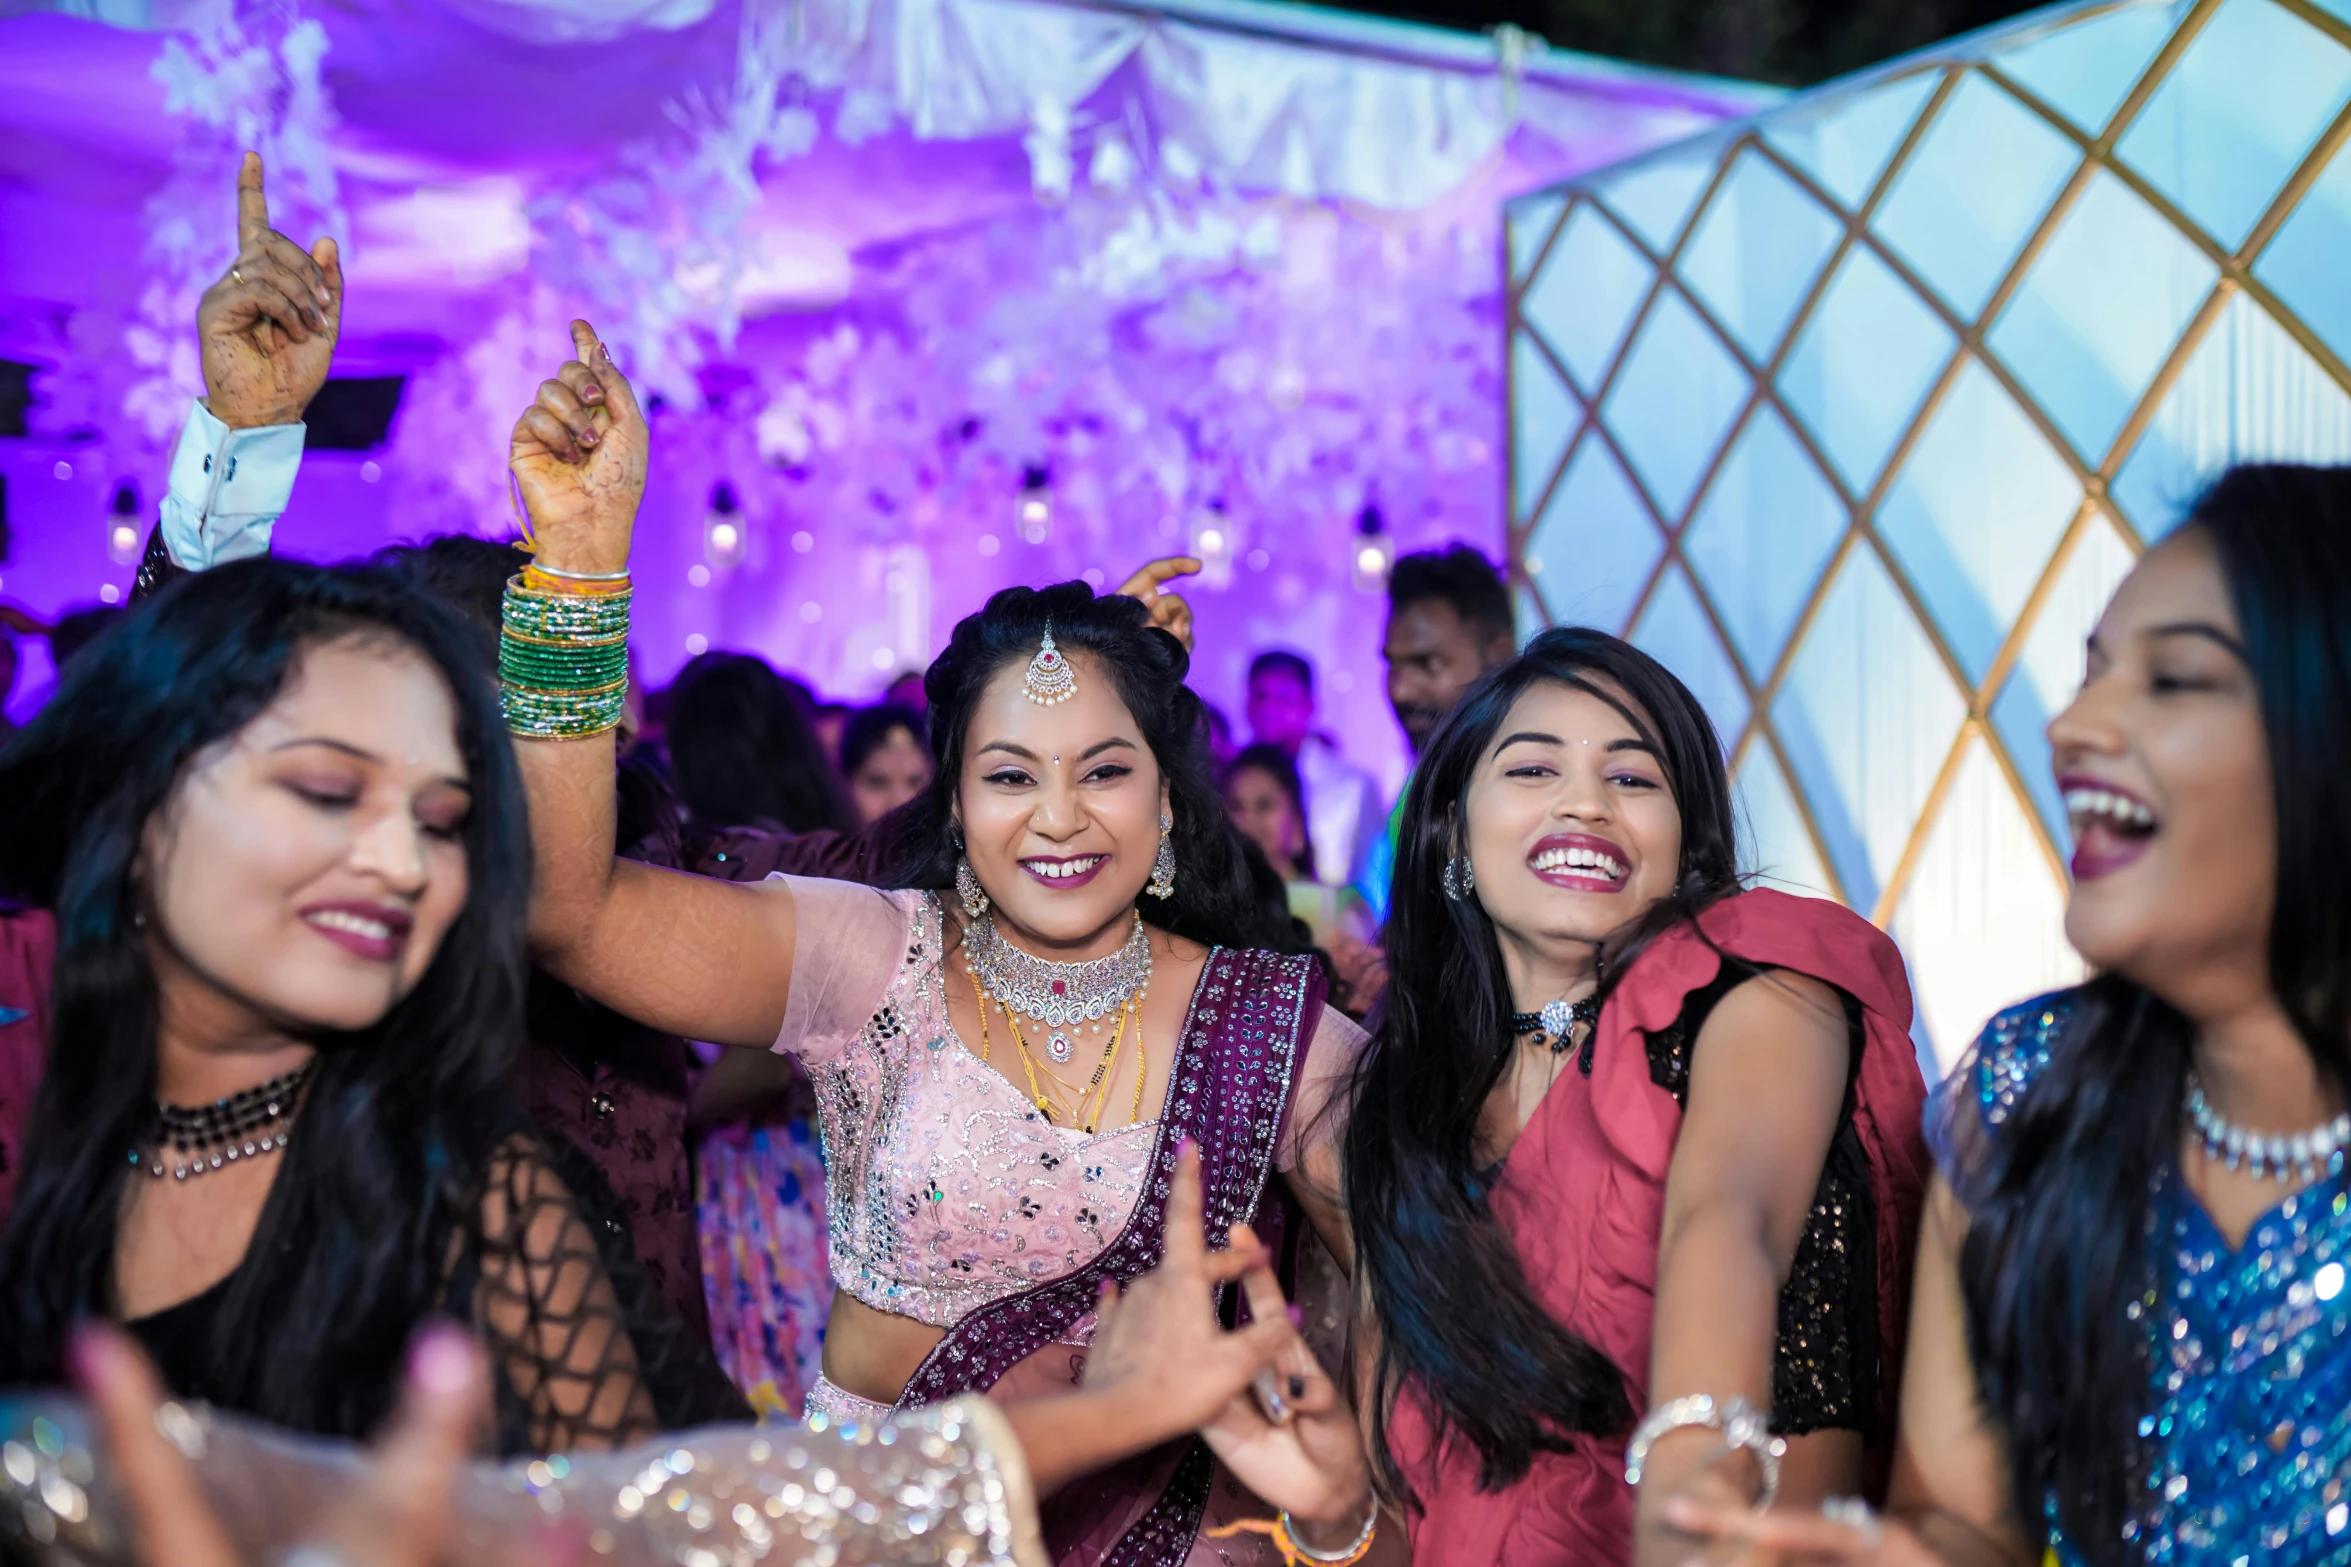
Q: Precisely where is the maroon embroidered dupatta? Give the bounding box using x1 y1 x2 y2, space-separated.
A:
896 945 1325 1567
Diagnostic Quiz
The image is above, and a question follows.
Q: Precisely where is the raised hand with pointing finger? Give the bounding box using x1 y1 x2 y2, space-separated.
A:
509 320 648 575
198 152 343 431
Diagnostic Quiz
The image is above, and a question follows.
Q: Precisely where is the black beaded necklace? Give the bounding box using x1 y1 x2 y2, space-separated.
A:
132 1059 316 1182
1510 995 1602 1054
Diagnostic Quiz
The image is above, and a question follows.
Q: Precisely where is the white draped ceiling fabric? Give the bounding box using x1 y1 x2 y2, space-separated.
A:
0 0 1764 759
1505 0 2351 1066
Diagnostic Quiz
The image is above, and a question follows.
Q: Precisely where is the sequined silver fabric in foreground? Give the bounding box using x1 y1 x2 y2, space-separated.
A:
0 1396 1043 1567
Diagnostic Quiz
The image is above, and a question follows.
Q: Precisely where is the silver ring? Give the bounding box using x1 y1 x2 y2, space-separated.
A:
1250 1367 1291 1424
1821 1495 1883 1549
230 267 243 284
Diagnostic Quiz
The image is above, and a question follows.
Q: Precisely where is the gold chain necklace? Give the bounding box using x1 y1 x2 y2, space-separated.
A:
966 965 1145 1133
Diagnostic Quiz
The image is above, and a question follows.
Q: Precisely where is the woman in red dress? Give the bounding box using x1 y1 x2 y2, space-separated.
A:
1342 627 1932 1564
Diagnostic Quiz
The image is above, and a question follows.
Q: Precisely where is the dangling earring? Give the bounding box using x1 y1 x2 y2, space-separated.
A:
951 824 989 918
1442 853 1476 901
1146 812 1177 900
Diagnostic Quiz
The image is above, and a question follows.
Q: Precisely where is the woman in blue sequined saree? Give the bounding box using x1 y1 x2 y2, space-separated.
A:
1670 464 2351 1567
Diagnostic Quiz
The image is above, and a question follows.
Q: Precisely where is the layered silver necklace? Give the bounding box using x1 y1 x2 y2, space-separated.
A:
963 910 1152 1063
2186 1072 2351 1185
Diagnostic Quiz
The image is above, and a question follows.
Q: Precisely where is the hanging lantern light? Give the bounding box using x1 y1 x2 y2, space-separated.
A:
1016 464 1053 544
1350 500 1392 594
106 481 142 565
704 481 747 568
1189 499 1237 589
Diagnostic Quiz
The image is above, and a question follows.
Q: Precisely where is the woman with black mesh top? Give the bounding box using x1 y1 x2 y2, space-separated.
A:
0 556 739 1455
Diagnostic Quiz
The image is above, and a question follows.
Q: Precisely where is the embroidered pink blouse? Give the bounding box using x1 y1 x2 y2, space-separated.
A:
771 877 1362 1338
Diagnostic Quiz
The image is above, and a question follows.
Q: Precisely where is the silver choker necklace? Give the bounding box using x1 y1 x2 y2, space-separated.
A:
2186 1073 2351 1185
964 911 1152 1064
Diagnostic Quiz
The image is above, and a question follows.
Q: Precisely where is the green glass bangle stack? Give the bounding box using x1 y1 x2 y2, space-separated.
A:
499 575 631 739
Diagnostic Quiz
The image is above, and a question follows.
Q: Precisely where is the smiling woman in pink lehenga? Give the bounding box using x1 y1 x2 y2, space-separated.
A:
494 323 1376 1567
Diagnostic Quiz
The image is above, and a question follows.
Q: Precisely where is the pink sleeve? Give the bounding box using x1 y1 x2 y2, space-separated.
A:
772 876 915 1065
1279 1003 1366 1171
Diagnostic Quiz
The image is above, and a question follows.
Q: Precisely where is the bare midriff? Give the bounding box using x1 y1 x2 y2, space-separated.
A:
819 1291 1096 1406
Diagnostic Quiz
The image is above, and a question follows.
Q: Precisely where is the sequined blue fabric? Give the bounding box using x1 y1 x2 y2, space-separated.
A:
1946 991 2351 1567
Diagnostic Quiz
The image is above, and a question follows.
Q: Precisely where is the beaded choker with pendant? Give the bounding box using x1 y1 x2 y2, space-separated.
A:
1511 995 1601 1054
2186 1073 2351 1185
963 911 1151 1064
133 1060 316 1182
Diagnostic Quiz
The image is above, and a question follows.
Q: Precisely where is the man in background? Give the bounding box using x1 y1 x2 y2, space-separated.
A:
1245 649 1385 889
1355 544 1516 922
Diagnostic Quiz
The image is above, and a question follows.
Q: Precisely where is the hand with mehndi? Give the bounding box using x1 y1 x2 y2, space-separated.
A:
508 319 649 577
198 152 343 430
1115 557 1202 652
1079 1144 1373 1535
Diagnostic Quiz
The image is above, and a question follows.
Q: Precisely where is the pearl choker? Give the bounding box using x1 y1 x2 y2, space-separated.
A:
2186 1073 2351 1185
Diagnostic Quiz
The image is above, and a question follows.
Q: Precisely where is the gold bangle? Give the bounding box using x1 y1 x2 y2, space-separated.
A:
498 625 631 650
499 676 630 699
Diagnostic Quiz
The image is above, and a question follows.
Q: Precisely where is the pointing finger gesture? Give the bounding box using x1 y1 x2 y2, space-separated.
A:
509 319 648 576
198 152 344 430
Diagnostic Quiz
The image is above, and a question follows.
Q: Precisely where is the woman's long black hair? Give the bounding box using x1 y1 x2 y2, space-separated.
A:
894 581 1300 955
0 557 531 1439
1959 465 2351 1560
665 650 851 834
1344 626 1743 1497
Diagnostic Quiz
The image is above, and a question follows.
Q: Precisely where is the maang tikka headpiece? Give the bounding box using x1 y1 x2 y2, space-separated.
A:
1023 621 1078 706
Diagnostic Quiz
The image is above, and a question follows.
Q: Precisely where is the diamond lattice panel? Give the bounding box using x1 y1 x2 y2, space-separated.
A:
1682 403 1847 679
1764 71 1940 211
1892 732 2085 1067
1990 507 2139 844
1989 3 2176 138
1522 203 1657 393
1778 245 1957 496
1772 545 1968 916
1630 564 1750 745
1602 285 1751 519
1508 193 1568 285
1872 71 2080 321
1523 439 1665 632
1589 146 1720 255
1733 737 1838 901
2256 135 2351 365
1510 334 1582 522
1505 0 2351 1049
2113 0 2351 251
1878 357 2082 682
1678 147 1844 363
2111 289 2351 536
1987 167 2219 467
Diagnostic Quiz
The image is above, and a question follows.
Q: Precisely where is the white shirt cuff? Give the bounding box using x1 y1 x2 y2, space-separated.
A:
158 400 305 570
